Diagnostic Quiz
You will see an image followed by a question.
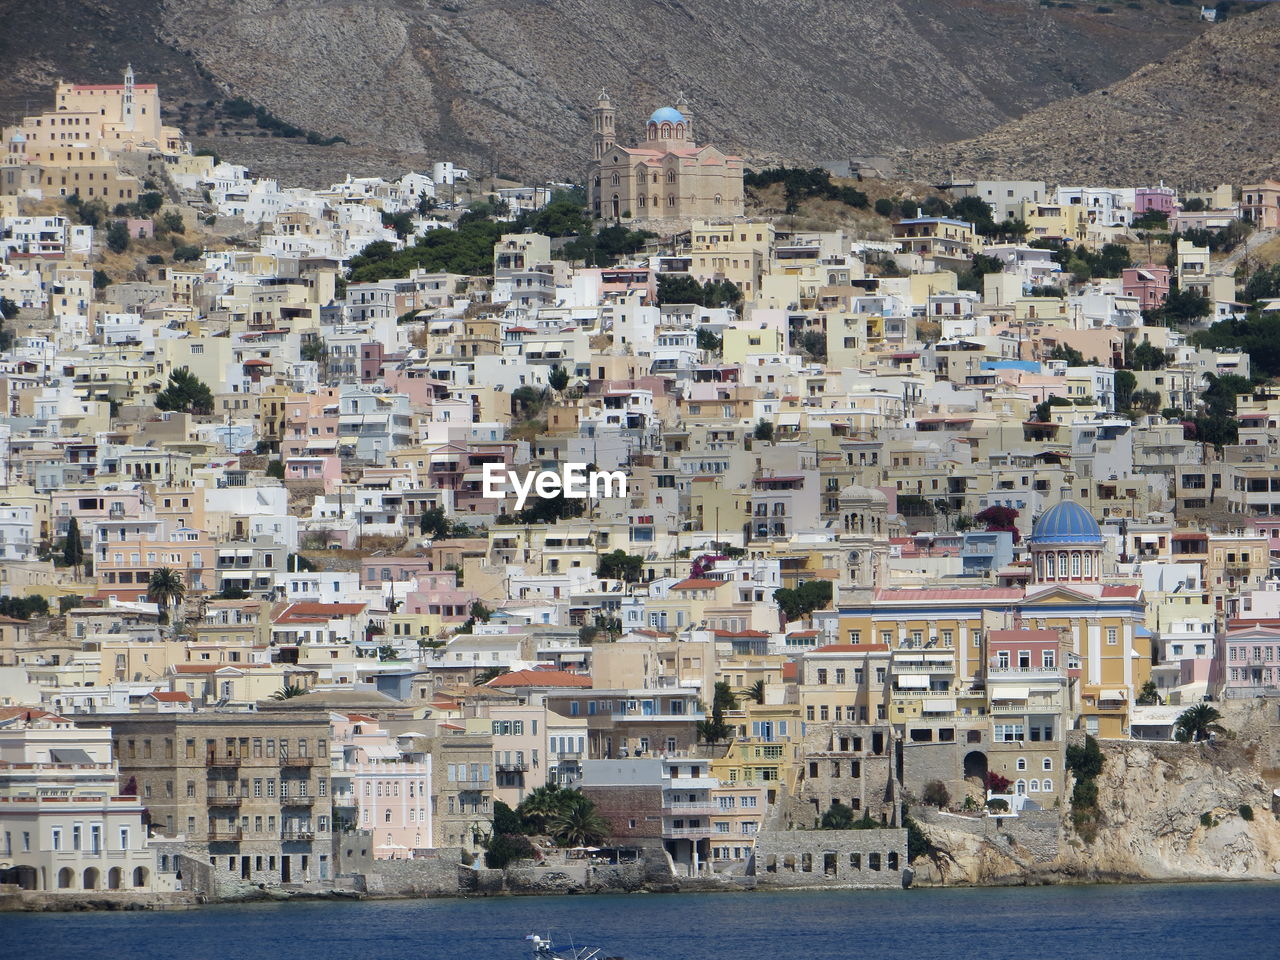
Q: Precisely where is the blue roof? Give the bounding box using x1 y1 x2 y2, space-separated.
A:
1029 500 1103 545
649 106 685 125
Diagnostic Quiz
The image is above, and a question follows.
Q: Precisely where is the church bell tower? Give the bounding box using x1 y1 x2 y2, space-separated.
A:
592 90 615 161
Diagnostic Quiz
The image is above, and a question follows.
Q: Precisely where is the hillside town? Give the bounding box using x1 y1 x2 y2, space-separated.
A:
3 69 1280 903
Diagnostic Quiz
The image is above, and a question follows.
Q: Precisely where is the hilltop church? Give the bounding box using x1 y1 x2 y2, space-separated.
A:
587 92 744 222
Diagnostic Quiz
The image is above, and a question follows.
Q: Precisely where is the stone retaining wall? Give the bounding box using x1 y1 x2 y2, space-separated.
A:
752 827 908 888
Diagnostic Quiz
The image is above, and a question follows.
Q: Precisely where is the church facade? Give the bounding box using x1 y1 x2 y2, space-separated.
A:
587 93 744 222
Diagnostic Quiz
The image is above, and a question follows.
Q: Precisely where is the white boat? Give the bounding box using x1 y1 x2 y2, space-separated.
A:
526 934 604 960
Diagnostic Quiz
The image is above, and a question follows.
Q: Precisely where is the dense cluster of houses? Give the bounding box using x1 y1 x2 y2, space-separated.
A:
2 70 1279 898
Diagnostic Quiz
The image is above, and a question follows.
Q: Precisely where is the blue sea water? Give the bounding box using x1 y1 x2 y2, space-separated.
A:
5 884 1278 960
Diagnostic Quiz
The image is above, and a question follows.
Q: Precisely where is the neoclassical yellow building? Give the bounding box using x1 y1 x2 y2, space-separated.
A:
587 92 744 222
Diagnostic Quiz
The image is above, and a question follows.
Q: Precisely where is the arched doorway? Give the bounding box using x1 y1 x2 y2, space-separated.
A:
963 750 988 781
58 867 75 889
1 865 38 890
133 866 149 888
107 866 123 889
83 866 100 890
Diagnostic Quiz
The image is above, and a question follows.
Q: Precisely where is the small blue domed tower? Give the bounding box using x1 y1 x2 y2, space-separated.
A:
1028 500 1104 584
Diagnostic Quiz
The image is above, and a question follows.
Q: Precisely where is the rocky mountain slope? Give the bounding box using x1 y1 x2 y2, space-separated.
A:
1 0 1205 184
914 737 1280 886
904 3 1280 187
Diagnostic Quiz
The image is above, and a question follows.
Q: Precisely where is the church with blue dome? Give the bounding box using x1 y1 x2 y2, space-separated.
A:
1028 499 1104 585
587 91 744 222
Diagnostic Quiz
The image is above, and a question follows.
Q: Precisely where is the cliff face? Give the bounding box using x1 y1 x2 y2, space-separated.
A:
904 4 1280 186
0 0 1205 185
914 739 1280 886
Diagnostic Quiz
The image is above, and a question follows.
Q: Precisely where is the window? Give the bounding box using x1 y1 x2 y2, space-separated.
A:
1016 757 1027 771
1106 627 1118 645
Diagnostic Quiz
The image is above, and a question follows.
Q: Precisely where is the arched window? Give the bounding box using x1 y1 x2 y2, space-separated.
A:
660 122 672 138
714 194 722 205
1058 553 1069 578
638 195 646 208
1043 757 1053 771
610 173 619 186
666 170 676 184
1043 778 1053 793
1083 552 1093 577
1035 554 1044 579
675 123 685 138
384 809 392 823
1029 779 1040 792
647 122 657 138
1015 779 1026 795
1071 552 1081 577
1016 757 1026 771
652 195 659 209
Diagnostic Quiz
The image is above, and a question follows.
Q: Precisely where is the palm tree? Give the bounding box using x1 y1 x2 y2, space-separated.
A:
270 684 309 701
549 797 610 848
518 784 567 835
1174 703 1225 743
747 679 766 705
146 567 186 634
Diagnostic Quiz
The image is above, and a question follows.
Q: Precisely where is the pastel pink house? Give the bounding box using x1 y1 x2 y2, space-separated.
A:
1121 264 1171 312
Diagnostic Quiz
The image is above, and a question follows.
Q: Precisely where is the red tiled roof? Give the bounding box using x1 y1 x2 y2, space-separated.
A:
274 601 366 622
670 578 724 590
147 691 191 702
489 669 592 689
1101 585 1141 598
713 629 770 638
781 662 799 681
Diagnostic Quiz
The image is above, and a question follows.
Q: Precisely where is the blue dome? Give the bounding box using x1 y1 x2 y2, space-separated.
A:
1029 500 1103 545
649 106 686 125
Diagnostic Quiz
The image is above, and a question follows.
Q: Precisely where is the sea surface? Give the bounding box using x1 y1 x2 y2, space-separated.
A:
6 883 1277 960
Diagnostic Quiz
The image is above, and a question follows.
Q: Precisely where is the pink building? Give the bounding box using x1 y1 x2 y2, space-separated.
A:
280 390 340 459
330 713 433 858
1121 264 1171 312
1219 625 1280 696
284 454 342 492
1135 185 1178 216
361 558 460 590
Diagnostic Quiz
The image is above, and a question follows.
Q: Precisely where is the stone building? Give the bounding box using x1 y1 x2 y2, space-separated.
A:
587 92 744 222
753 826 907 888
77 708 336 886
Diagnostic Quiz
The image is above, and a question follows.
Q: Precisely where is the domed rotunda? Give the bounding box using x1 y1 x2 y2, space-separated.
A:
1027 500 1103 585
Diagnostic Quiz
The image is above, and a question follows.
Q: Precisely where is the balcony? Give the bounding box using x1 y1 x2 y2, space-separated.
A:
206 755 241 768
207 828 243 842
663 826 715 839
664 801 720 815
280 795 314 806
495 761 529 772
279 755 315 768
208 795 245 807
667 776 721 791
280 829 315 842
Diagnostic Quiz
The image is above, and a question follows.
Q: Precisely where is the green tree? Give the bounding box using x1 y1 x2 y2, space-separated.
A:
597 549 644 583
698 681 738 744
106 220 130 254
1049 343 1086 366
160 210 185 234
1065 734 1104 781
300 338 326 363
1130 339 1167 370
138 192 164 215
155 367 214 415
146 567 187 629
270 684 309 700
547 364 570 392
0 595 50 620
1115 369 1137 412
265 459 285 479
799 330 827 361
819 801 856 830
753 419 774 442
518 784 569 835
484 831 537 868
377 643 399 661
922 780 950 807
774 579 834 623
548 794 611 847
1136 680 1161 705
1174 703 1225 743
61 517 85 575
172 244 203 262
696 328 722 353
747 679 766 704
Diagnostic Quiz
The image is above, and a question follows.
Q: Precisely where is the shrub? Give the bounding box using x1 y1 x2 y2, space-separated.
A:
1199 811 1217 828
922 780 950 808
986 798 1009 813
1238 804 1254 822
